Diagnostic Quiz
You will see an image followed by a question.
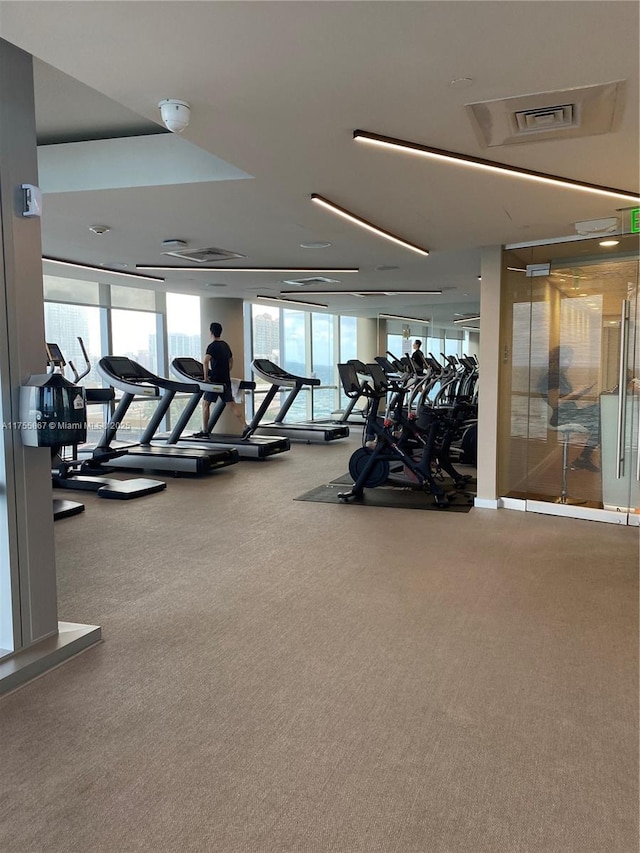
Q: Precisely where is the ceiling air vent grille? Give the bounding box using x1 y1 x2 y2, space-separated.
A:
466 81 623 147
514 104 575 134
282 276 340 286
161 246 246 263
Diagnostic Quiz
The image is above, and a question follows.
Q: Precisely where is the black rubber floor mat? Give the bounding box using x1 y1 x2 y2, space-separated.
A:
295 483 474 512
329 472 477 489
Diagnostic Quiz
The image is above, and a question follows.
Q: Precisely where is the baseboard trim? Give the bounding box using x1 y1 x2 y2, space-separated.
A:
499 497 527 511
474 497 500 509
0 621 102 698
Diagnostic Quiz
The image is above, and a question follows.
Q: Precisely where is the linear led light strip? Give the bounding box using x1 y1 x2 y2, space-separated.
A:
310 194 429 256
257 295 328 309
353 130 640 203
137 265 359 273
379 313 430 324
279 289 441 296
44 257 164 283
453 315 481 324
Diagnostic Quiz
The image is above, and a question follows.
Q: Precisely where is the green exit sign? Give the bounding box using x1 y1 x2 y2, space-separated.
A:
631 208 640 233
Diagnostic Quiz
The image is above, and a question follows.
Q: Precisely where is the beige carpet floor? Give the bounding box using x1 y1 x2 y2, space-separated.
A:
1 436 638 853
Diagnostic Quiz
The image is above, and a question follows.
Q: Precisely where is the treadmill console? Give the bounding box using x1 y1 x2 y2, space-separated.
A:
172 357 203 379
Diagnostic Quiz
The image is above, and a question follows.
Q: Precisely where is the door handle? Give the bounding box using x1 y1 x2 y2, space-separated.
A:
616 300 630 479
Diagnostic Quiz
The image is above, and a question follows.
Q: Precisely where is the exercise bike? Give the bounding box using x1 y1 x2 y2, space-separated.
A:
337 362 455 508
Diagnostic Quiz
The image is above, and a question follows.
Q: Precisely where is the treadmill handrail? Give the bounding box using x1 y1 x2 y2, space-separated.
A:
98 356 200 395
171 357 256 393
171 357 224 394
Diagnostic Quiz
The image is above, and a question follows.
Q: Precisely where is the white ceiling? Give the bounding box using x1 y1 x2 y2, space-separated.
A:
1 1 638 327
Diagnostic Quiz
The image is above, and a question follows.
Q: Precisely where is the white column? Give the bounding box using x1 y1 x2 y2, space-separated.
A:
200 297 245 434
475 245 502 507
0 40 57 650
0 41 100 693
376 318 387 358
356 318 378 363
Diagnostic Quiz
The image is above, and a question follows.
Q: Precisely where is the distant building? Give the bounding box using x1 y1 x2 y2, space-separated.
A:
253 312 280 363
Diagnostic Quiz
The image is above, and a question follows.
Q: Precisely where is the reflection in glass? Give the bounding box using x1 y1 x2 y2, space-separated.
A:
499 243 639 512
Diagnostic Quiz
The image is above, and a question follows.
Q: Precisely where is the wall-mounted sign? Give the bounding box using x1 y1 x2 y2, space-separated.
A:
621 206 640 234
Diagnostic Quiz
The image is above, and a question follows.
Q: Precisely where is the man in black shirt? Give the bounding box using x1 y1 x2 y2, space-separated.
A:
411 339 428 375
195 322 247 436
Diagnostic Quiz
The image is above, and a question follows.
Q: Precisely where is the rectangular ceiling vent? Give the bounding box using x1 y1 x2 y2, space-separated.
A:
282 276 340 286
514 104 575 134
161 246 246 263
466 81 624 147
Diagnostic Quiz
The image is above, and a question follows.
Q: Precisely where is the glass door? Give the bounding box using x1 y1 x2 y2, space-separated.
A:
499 236 640 524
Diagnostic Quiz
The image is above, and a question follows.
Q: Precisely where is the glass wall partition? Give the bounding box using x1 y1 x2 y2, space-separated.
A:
499 234 640 523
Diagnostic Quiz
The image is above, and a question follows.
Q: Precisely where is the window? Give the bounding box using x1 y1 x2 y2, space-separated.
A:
44 302 107 442
311 313 335 419
111 309 161 435
251 304 281 421
166 293 201 361
338 316 358 411
166 293 202 433
282 310 308 421
387 334 404 359
43 276 99 305
339 316 357 362
111 285 156 311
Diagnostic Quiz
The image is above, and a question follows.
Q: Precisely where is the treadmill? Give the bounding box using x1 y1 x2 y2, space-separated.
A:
248 358 350 443
90 356 239 475
166 357 291 459
47 341 167 501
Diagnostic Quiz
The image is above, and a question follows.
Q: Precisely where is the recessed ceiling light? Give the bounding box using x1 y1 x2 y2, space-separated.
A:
353 130 640 203
449 77 474 89
88 225 110 235
162 239 188 249
100 261 128 269
300 241 332 249
599 239 620 247
310 194 429 256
